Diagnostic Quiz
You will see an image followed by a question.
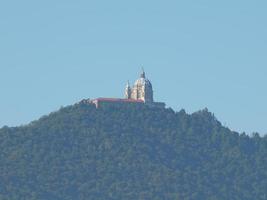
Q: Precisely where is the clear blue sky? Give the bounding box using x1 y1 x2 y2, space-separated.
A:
0 0 266 134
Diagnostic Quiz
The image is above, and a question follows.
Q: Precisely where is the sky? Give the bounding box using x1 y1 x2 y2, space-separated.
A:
0 0 266 134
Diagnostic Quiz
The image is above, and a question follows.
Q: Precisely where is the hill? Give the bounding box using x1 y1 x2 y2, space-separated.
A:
0 102 267 200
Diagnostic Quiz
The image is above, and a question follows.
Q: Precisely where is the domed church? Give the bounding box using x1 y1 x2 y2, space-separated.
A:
125 69 154 103
87 69 165 108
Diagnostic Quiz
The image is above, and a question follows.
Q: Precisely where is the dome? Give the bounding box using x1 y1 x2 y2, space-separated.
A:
129 69 154 103
134 70 152 88
134 77 152 87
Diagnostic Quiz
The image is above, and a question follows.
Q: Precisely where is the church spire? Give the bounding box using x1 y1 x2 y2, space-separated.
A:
125 80 131 99
140 67 146 78
126 80 130 87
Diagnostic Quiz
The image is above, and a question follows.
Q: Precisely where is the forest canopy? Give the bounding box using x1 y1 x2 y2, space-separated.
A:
0 102 266 200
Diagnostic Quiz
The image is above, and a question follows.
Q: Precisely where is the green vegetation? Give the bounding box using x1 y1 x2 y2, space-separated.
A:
0 102 267 200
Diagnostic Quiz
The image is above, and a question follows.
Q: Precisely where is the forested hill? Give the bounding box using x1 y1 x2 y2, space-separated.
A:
0 102 267 200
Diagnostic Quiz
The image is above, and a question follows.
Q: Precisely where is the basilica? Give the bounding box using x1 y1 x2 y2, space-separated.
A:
125 69 154 103
88 70 165 108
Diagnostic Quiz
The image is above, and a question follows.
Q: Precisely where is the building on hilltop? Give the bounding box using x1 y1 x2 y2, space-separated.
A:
87 69 165 108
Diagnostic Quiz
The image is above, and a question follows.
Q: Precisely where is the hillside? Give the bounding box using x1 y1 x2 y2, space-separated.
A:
0 102 267 200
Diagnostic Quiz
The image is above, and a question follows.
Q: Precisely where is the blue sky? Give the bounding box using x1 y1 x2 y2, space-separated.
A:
0 0 266 134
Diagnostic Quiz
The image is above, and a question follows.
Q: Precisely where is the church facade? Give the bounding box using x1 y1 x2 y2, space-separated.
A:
87 70 165 108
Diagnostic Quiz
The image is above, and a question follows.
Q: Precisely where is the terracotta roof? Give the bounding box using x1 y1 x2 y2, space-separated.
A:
92 98 144 103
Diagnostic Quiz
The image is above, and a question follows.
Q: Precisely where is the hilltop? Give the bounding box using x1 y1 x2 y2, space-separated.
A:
0 102 266 200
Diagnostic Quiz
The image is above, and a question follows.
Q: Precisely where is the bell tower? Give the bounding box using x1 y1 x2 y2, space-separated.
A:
125 81 132 99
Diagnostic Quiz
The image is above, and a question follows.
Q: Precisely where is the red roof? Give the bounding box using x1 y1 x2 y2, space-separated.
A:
92 98 144 103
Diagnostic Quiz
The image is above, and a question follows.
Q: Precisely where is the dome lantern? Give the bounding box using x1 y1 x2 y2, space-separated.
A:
140 68 146 78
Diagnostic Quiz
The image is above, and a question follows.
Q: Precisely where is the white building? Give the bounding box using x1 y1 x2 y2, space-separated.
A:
87 69 165 108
